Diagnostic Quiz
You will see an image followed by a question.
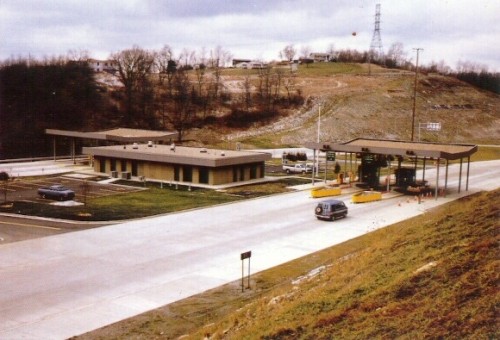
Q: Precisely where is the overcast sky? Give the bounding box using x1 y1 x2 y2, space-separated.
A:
1 0 499 71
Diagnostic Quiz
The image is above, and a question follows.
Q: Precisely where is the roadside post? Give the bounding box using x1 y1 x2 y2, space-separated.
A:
240 251 252 292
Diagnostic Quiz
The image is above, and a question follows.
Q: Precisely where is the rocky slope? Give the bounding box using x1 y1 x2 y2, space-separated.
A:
189 65 499 148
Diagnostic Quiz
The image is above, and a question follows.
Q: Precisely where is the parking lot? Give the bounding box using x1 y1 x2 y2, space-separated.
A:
3 175 144 203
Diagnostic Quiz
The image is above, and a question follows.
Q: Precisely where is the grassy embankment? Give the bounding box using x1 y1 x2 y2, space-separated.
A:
78 189 499 339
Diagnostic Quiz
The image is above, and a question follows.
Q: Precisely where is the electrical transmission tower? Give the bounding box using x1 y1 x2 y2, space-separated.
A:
370 3 383 60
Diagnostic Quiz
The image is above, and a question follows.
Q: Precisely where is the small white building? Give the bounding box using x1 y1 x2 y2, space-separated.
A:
87 59 117 73
309 53 332 62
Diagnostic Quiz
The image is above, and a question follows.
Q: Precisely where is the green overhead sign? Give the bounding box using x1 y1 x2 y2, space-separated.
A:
326 151 336 161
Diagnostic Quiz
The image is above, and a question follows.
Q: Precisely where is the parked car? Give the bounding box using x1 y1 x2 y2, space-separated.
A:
283 163 313 174
315 199 348 221
38 184 75 201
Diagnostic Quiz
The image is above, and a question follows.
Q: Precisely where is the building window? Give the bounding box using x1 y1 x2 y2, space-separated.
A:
99 158 106 173
110 158 116 171
250 164 257 179
131 161 138 176
174 166 180 181
199 167 209 184
239 166 245 181
121 160 127 172
183 166 193 182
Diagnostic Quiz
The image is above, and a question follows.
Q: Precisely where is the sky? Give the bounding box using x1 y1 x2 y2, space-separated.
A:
1 0 499 71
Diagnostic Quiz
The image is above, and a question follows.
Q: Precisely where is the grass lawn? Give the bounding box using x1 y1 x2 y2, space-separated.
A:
0 178 311 221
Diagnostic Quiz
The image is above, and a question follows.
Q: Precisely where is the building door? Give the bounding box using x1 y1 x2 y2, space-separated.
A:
183 166 193 182
250 164 257 179
174 166 180 181
99 158 106 173
199 167 209 184
131 161 138 176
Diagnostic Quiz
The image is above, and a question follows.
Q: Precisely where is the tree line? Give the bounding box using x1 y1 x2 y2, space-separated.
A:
0 46 305 158
0 60 112 159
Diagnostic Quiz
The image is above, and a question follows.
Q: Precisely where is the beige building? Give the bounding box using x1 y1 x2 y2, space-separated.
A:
83 143 271 187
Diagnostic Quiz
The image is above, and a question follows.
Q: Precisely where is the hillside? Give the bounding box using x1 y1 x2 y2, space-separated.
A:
77 189 499 339
186 63 499 148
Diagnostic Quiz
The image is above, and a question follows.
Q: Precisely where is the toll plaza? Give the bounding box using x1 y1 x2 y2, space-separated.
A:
305 138 478 198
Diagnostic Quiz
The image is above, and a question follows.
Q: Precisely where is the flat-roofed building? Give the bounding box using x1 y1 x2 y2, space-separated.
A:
82 143 272 187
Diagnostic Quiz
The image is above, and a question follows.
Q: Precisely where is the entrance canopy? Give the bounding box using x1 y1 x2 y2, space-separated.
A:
305 138 477 161
305 138 478 197
46 128 178 143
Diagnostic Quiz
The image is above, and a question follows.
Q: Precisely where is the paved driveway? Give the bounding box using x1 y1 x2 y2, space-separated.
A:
0 160 498 339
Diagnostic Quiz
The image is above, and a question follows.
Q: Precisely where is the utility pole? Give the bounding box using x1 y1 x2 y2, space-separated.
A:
411 48 423 141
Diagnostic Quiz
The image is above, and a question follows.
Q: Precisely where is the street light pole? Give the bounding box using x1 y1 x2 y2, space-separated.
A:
313 104 321 183
411 48 423 141
317 104 321 143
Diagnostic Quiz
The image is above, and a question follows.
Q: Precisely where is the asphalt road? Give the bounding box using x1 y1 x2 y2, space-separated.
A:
0 160 498 339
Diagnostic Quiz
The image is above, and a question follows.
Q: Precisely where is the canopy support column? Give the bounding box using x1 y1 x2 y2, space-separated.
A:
53 137 57 161
444 159 449 198
435 158 440 200
422 157 426 182
311 149 316 185
466 156 471 191
458 158 463 193
72 138 76 164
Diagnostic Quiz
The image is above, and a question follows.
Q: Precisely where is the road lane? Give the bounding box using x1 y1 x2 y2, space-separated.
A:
0 220 61 230
0 160 498 339
0 215 111 244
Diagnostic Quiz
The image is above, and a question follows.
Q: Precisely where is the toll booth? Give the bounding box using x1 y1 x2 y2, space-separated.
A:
358 154 377 187
357 153 389 188
395 168 416 187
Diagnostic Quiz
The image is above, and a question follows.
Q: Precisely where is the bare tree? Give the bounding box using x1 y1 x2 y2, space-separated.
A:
243 75 252 111
208 46 232 101
427 60 452 74
283 71 297 105
385 42 407 68
300 45 312 67
272 68 284 107
167 70 194 141
179 48 195 68
67 49 90 62
155 45 174 84
111 46 156 127
280 44 297 62
456 60 488 73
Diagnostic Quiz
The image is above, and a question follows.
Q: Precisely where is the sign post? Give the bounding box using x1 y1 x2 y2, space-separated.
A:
418 122 441 141
240 251 252 292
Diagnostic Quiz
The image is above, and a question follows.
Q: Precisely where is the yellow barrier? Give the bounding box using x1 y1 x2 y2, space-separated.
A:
352 190 382 203
311 186 342 198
